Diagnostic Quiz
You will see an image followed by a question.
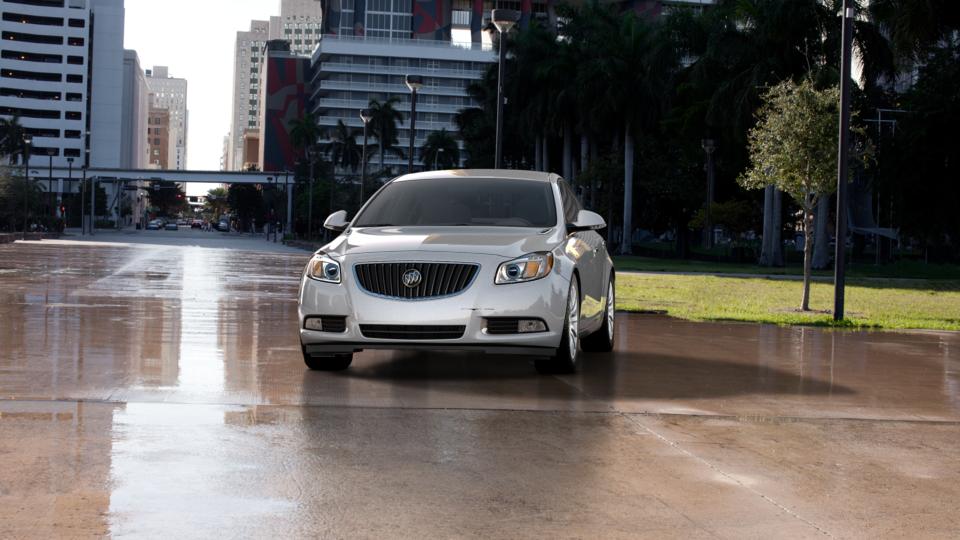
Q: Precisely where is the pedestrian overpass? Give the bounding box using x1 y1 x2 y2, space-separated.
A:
33 167 296 233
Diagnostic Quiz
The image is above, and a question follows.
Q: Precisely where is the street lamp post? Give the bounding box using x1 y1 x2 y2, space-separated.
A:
21 135 32 240
435 147 445 170
80 167 87 235
405 74 423 174
47 150 55 220
307 147 317 239
359 108 372 203
65 157 74 225
834 0 854 321
701 138 716 249
492 9 519 169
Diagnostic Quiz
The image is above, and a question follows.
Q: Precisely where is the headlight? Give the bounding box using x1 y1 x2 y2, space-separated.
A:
306 254 342 284
495 252 554 284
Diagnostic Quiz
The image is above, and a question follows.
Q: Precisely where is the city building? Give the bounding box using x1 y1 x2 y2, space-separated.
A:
259 40 309 172
146 108 170 169
120 50 148 169
226 19 270 171
270 0 324 56
308 34 494 173
145 66 188 170
0 0 127 222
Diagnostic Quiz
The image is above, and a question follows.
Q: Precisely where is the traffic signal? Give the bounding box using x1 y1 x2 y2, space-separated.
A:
59 205 65 216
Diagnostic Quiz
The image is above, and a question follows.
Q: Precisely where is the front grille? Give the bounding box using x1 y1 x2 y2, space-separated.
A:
354 262 479 300
360 324 466 340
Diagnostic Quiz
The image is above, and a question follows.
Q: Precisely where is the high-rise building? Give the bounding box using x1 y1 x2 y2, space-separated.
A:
145 66 188 170
0 0 128 222
308 34 494 173
120 50 148 169
146 108 170 169
227 20 270 171
270 0 324 56
0 0 98 165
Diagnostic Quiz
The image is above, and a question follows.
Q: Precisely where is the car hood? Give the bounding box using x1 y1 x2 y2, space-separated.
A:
323 226 564 260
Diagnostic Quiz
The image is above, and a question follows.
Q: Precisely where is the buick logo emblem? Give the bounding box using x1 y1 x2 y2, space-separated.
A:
402 269 422 288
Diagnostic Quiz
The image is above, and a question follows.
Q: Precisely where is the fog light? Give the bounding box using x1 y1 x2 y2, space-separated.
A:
518 319 547 333
304 318 324 331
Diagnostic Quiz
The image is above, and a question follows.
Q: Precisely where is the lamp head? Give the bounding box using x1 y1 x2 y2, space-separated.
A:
701 138 716 153
491 9 520 34
405 74 424 92
359 108 373 124
23 135 32 145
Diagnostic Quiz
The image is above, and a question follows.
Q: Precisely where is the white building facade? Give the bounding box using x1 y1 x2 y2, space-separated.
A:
270 0 324 56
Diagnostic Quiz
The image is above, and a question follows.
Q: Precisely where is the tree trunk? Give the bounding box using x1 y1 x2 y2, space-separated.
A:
562 123 573 180
621 122 634 255
759 185 775 266
542 134 550 173
588 142 598 210
812 194 831 269
772 189 784 266
801 207 814 311
535 134 542 171
379 140 384 175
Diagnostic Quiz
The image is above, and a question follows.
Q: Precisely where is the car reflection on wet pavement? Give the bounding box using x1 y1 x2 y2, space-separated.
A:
1 238 958 538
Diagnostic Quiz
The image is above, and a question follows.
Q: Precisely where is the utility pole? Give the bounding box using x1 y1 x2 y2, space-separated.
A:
833 0 854 321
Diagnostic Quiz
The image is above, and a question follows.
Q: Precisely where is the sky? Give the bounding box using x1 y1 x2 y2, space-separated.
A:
123 0 281 195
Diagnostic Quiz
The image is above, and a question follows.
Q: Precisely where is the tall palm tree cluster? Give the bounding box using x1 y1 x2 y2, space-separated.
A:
457 0 960 260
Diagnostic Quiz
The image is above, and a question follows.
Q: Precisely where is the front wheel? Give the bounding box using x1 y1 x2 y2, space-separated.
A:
535 278 580 374
582 276 615 352
302 345 353 371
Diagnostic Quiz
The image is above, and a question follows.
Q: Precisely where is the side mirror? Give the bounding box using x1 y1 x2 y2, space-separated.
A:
323 210 349 232
567 209 606 233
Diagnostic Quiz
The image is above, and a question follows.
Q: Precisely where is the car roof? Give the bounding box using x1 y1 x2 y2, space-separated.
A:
392 169 560 184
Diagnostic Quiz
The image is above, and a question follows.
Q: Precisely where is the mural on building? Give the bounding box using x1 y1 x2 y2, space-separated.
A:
412 0 452 41
261 56 309 172
520 0 532 29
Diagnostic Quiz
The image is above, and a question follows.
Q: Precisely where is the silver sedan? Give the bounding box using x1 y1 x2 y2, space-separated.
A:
298 170 615 374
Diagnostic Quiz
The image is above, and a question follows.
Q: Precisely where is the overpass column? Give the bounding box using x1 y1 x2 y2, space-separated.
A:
286 181 293 235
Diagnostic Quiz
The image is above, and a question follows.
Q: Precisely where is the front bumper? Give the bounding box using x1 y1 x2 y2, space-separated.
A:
298 252 571 356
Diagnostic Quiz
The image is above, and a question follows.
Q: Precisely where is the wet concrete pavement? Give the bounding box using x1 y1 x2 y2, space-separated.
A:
1 236 958 538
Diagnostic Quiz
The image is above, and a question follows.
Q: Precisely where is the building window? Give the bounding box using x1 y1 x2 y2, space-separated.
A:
67 37 84 46
65 111 81 120
66 74 82 83
1 31 63 45
67 56 83 65
2 12 64 26
68 19 86 28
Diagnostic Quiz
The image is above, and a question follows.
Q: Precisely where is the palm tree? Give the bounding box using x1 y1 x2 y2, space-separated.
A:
288 113 321 159
367 97 405 174
0 116 26 164
322 120 365 173
420 129 460 170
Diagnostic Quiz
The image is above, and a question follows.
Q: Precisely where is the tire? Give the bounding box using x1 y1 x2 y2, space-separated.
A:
535 278 580 374
582 275 615 353
302 345 353 371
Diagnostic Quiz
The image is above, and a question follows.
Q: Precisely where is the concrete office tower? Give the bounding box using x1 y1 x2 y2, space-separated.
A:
145 66 188 170
120 50 148 169
227 20 269 171
271 0 324 56
309 34 494 173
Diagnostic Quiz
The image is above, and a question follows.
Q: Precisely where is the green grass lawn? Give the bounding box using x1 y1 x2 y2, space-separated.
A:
614 256 960 280
615 273 960 331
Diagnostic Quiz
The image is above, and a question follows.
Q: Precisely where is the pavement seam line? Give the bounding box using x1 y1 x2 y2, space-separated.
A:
619 412 835 539
2 397 960 426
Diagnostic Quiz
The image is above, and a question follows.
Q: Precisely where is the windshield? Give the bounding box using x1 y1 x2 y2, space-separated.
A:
353 178 558 228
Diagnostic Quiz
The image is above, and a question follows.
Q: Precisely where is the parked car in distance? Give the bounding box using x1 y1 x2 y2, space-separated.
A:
164 222 179 231
298 170 615 375
145 220 161 230
191 219 203 229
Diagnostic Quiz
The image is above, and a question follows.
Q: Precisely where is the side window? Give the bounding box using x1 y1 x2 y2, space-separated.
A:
557 180 581 224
